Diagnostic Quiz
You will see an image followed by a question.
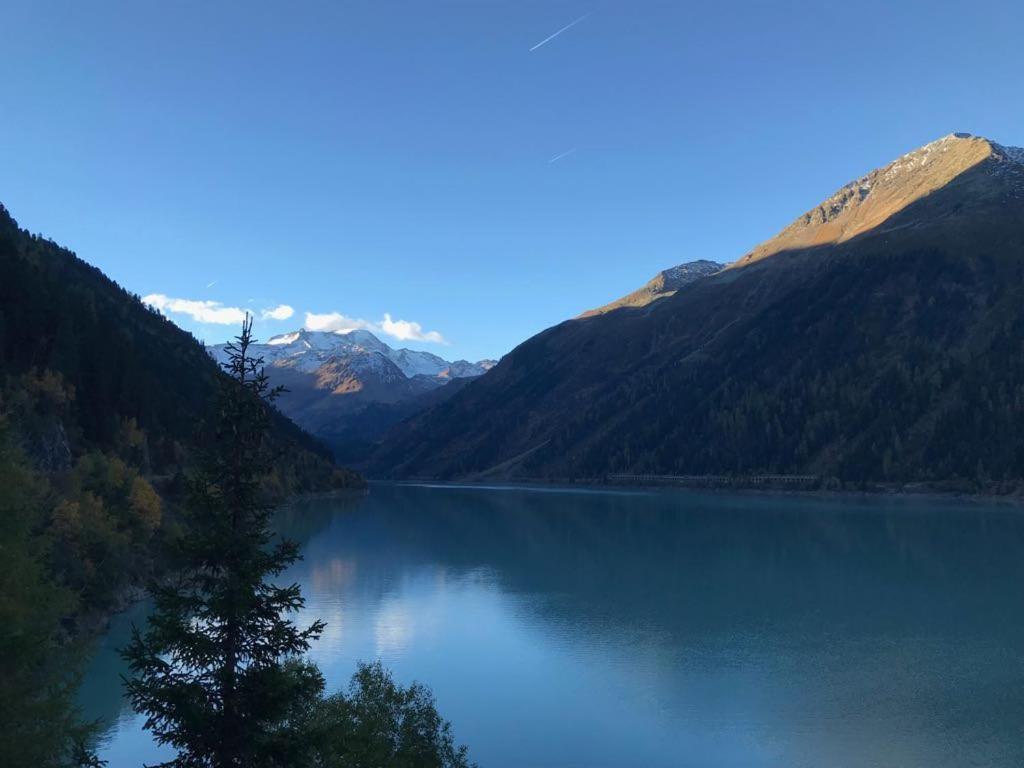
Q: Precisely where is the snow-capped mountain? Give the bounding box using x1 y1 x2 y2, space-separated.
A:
210 328 494 380
207 329 497 458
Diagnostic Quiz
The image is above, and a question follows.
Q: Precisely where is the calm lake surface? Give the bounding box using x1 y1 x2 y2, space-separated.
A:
80 483 1024 767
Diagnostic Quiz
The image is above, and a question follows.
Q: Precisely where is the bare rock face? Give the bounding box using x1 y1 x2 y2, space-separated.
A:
581 259 724 317
582 135 1024 320
734 133 1024 268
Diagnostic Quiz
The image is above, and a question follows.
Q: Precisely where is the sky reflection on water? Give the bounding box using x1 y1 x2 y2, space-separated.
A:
81 485 1024 767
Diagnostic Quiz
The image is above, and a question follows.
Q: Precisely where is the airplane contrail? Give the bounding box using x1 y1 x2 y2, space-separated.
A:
206 279 218 289
529 13 591 52
548 148 577 164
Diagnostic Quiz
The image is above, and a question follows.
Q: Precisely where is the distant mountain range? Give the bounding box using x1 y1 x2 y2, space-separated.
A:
0 201 361 639
368 133 1024 490
0 202 355 493
209 330 495 459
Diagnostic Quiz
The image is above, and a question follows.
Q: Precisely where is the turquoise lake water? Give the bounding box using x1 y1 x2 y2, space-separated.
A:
79 483 1024 767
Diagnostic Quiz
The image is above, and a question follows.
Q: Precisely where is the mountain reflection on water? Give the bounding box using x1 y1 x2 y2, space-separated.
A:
81 485 1024 767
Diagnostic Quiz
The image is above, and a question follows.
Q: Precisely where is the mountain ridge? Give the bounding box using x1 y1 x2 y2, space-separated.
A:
212 328 495 380
368 133 1024 489
734 132 1024 269
208 329 496 457
580 259 724 317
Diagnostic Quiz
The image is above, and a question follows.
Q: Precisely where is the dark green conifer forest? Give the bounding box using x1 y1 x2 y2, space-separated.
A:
0 204 363 765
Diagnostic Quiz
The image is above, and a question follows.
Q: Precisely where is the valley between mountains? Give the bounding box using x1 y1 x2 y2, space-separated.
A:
182 131 1024 491
8 132 1024 493
208 329 495 461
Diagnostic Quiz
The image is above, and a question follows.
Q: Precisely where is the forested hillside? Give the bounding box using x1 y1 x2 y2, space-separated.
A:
0 200 363 606
369 135 1024 491
0 203 362 765
0 204 355 479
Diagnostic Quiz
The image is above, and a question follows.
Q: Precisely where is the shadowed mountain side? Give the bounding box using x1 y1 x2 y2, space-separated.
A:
312 376 478 464
368 148 1024 486
208 330 494 459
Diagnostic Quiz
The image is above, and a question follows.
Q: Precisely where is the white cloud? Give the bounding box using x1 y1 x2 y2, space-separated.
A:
145 292 446 344
143 294 247 325
304 311 447 344
261 304 295 321
304 311 376 334
380 313 446 343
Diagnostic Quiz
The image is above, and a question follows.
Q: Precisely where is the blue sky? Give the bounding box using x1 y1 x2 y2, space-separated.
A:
3 1 1023 361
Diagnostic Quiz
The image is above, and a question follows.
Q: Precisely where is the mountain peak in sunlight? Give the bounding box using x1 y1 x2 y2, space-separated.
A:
733 133 1024 269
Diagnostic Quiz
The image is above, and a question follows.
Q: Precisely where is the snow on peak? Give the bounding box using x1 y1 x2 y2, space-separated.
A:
658 260 724 290
209 328 494 382
387 348 450 378
266 331 301 346
438 359 496 379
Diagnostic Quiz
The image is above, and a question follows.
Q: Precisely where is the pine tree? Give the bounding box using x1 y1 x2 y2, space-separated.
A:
122 315 324 768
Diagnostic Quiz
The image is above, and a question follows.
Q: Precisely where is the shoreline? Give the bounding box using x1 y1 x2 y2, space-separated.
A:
72 485 368 643
378 476 1024 507
79 476 1024 641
